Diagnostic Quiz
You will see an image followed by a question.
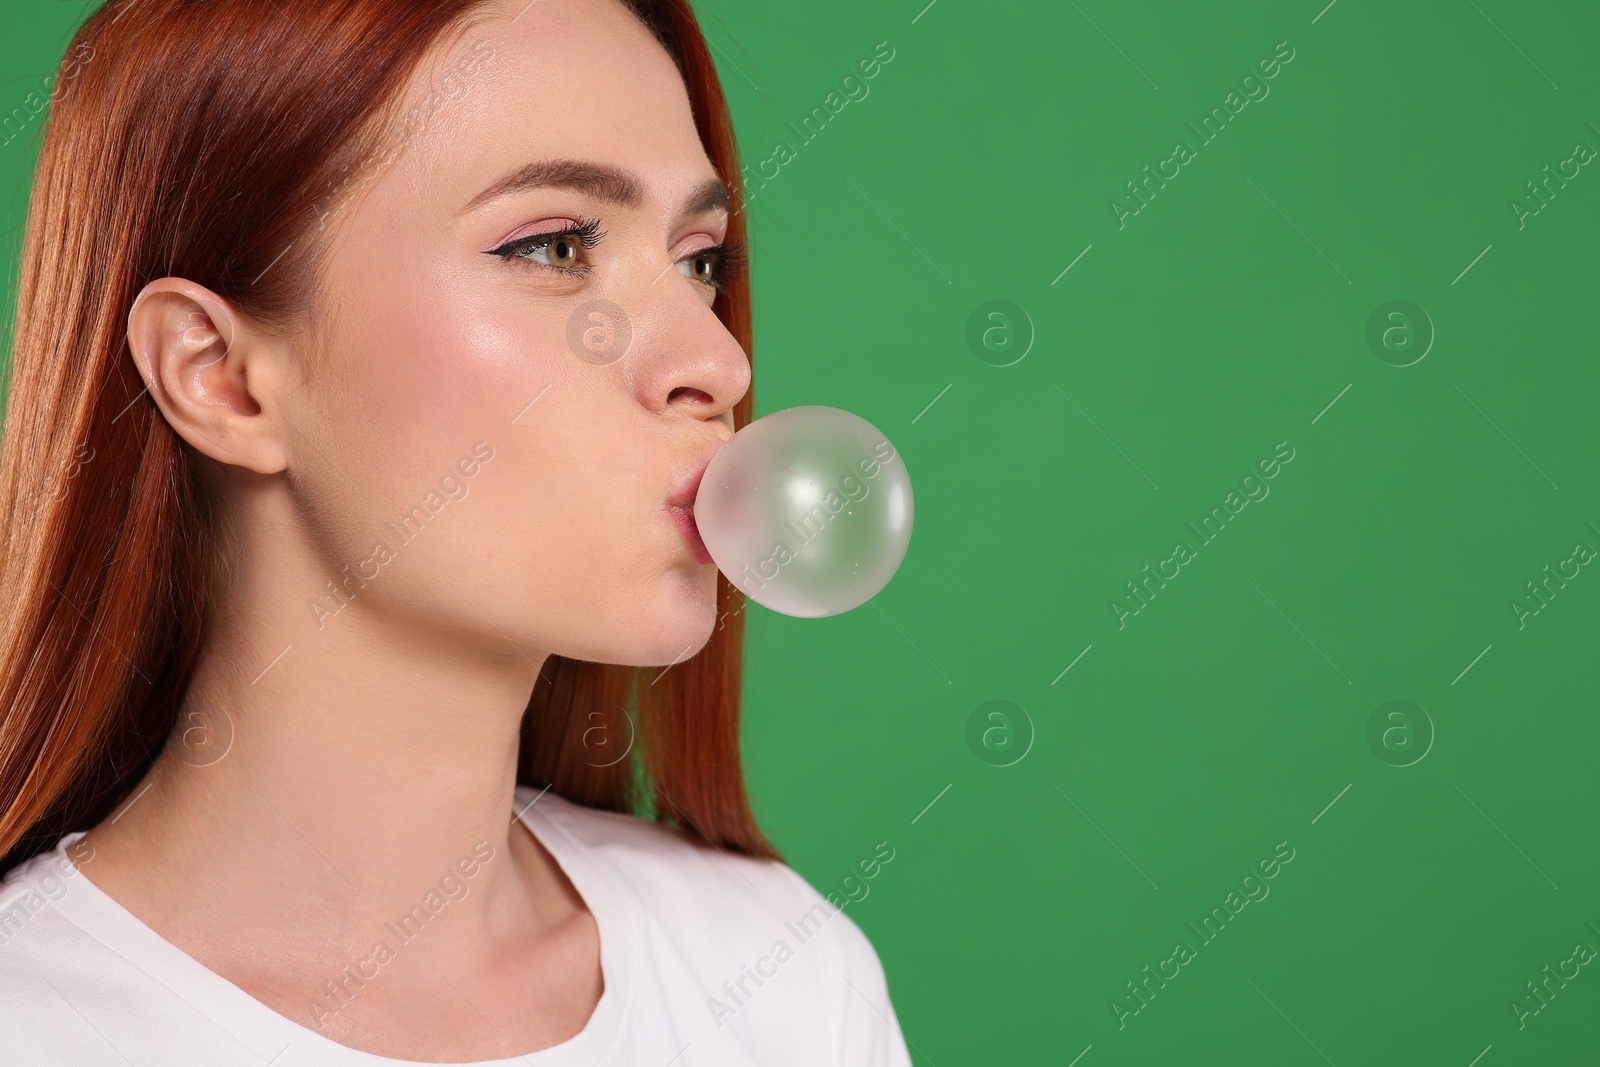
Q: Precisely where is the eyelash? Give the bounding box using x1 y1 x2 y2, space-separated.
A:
485 217 747 292
699 240 747 293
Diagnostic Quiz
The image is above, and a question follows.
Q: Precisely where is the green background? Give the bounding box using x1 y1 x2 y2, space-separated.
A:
6 1 1600 1063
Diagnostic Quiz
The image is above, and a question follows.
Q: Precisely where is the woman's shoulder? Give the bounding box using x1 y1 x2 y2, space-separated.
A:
523 785 832 929
523 786 907 1057
0 838 178 1057
0 837 88 955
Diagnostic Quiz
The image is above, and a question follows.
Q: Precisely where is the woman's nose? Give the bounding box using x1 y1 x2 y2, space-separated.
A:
617 275 751 424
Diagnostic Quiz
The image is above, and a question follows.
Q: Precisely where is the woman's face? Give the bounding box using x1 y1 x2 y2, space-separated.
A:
288 0 750 667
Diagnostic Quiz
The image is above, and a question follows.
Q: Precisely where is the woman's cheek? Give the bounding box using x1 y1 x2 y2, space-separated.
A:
344 288 558 451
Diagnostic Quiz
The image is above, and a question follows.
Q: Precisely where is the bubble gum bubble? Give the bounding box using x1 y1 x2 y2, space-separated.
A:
694 406 913 618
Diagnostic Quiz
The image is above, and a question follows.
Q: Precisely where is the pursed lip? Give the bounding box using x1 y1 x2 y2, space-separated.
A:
664 442 724 566
665 503 714 564
665 446 720 509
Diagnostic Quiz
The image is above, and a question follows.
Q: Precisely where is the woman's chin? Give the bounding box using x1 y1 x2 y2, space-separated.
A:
576 588 722 668
643 589 722 665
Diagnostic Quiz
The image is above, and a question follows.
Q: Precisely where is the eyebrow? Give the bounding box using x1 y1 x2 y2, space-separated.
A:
459 158 730 220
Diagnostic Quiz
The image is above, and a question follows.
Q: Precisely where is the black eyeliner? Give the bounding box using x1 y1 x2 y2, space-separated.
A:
484 221 745 291
485 217 606 260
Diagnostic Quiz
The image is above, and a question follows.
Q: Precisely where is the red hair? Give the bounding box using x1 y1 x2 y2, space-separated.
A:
0 0 777 875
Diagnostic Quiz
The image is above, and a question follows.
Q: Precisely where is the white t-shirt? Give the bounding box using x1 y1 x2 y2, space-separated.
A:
0 785 914 1066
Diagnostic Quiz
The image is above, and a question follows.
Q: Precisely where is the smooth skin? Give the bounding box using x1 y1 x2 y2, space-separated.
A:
75 0 750 1058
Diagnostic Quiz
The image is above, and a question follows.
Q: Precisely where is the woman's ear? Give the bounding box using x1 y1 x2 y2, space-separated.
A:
125 278 290 475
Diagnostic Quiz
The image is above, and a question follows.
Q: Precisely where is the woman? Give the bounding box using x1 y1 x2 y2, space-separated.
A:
0 0 913 1062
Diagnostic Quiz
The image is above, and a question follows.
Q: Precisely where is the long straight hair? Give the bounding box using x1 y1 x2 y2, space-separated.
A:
0 0 777 875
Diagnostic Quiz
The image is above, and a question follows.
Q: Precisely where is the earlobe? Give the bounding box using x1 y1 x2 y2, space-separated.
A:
125 278 287 475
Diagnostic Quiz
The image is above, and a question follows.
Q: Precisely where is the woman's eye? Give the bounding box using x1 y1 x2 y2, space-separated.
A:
484 218 604 273
547 236 580 269
512 234 581 269
678 244 742 289
683 250 718 284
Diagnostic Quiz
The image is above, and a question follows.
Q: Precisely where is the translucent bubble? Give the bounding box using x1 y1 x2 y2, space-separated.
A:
694 406 913 618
